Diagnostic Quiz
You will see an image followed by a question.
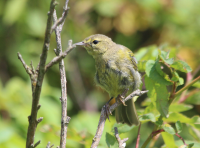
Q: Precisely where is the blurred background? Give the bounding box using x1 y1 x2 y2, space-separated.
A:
0 0 200 147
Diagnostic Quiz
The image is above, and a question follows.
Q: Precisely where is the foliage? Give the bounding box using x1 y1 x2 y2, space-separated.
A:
0 0 200 148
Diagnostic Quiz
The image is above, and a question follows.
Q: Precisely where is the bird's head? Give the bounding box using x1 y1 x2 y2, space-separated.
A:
76 34 115 57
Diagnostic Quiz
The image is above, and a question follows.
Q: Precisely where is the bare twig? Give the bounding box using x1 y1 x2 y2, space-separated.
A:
46 142 54 148
17 52 32 76
135 123 141 148
176 75 200 98
151 129 187 146
91 89 148 148
52 1 70 147
175 133 186 145
33 140 41 148
51 0 69 34
114 127 128 148
45 41 76 72
24 0 56 147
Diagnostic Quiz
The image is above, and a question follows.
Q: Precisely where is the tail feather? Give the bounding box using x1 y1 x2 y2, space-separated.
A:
115 99 140 126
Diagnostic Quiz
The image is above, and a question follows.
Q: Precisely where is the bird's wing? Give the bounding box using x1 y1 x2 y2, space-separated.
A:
117 44 138 70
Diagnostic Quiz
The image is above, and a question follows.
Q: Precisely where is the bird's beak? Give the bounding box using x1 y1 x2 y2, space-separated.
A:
76 41 85 46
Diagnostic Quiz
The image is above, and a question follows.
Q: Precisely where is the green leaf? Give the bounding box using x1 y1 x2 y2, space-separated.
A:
175 121 182 133
171 71 184 86
144 76 156 102
161 132 177 148
145 60 172 85
155 60 172 82
138 60 147 72
155 83 170 118
164 112 200 124
188 125 200 141
162 124 176 135
188 143 194 148
111 123 135 134
171 71 180 82
178 77 184 86
139 113 156 122
135 45 158 61
145 76 170 118
185 91 200 105
169 103 193 112
106 132 117 148
175 140 200 148
159 50 174 64
192 81 200 88
143 102 160 116
155 117 163 126
171 60 192 73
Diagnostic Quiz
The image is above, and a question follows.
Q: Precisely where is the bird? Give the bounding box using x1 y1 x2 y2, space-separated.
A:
76 34 142 126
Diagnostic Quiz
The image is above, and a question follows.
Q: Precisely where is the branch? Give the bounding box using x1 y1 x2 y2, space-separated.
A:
17 52 33 76
45 41 76 72
25 0 56 147
46 142 54 148
91 89 148 148
175 133 186 145
52 1 70 147
114 127 128 148
135 123 141 148
51 3 69 34
142 129 187 148
175 75 200 97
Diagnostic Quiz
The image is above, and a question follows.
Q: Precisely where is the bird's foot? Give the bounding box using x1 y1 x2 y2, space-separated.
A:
105 97 114 121
117 94 127 106
116 89 129 106
105 103 112 122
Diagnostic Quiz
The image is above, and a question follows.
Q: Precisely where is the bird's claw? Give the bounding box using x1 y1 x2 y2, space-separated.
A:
117 94 127 106
105 103 112 122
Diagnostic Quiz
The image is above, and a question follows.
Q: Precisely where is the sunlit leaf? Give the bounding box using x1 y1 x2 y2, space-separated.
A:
171 60 192 73
111 123 135 134
144 76 156 102
164 112 200 124
185 91 200 105
145 76 170 118
192 81 200 88
162 124 176 135
169 103 193 112
161 132 177 148
159 50 174 64
139 113 156 122
155 83 170 118
145 60 172 85
138 60 147 72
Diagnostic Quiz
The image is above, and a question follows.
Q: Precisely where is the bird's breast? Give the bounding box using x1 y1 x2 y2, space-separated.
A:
94 60 134 97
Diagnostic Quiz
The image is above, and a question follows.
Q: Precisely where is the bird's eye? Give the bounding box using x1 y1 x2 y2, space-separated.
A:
93 40 99 44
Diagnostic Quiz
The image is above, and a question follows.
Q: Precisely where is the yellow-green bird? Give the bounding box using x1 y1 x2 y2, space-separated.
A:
77 34 142 126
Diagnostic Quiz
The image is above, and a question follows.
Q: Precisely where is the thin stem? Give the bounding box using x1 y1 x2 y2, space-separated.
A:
169 82 177 105
52 1 70 147
175 133 186 145
175 75 200 97
135 123 141 148
114 127 128 148
25 0 56 147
